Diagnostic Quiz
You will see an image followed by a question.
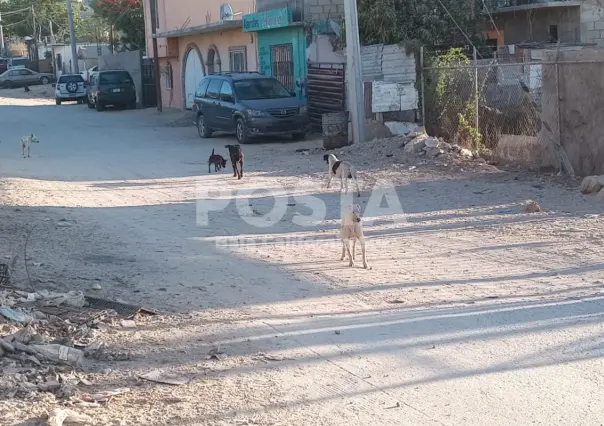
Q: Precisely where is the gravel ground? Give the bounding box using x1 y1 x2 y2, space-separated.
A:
0 89 603 426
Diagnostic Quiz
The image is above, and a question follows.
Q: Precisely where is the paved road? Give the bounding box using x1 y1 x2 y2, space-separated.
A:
1 94 604 425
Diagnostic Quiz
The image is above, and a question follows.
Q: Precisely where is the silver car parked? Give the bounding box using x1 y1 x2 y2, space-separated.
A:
0 68 54 89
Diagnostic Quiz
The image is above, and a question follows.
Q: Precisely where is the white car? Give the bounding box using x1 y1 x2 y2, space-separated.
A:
54 74 87 105
81 65 99 83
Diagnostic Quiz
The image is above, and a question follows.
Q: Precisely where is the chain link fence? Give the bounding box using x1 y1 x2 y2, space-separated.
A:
419 46 604 175
420 47 543 154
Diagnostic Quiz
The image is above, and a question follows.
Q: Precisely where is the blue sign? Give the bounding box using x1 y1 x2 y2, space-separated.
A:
242 8 292 32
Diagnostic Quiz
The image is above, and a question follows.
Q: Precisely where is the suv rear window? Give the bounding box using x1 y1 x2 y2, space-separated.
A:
99 71 133 85
234 78 291 100
58 75 84 84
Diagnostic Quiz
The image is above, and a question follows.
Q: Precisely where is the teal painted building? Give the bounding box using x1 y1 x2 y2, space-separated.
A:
242 8 307 99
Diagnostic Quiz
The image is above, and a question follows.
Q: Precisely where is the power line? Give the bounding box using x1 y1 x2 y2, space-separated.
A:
434 0 483 58
481 0 502 41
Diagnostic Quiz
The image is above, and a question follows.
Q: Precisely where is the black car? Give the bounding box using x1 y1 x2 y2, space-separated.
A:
193 72 308 144
87 70 137 112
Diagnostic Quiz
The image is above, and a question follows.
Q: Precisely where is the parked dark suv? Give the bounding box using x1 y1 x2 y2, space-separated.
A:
87 70 137 112
193 72 308 144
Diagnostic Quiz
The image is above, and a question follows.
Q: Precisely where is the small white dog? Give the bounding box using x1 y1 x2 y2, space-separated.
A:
21 134 39 158
340 204 368 269
323 153 361 197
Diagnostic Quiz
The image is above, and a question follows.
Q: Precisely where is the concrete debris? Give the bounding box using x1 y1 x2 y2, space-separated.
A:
46 408 93 426
403 135 427 154
0 287 138 401
206 347 227 360
524 200 543 213
139 369 190 386
79 387 131 403
580 175 604 194
459 148 474 159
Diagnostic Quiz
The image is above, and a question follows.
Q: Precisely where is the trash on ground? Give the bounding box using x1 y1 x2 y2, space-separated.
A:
79 387 131 403
206 347 227 360
0 307 33 324
253 352 292 362
139 369 190 386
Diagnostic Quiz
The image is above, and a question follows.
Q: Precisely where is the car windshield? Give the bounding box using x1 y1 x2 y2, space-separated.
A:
234 78 291 100
58 75 84 83
100 72 133 85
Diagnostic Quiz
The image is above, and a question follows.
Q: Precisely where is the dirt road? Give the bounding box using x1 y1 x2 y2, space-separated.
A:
1 89 604 425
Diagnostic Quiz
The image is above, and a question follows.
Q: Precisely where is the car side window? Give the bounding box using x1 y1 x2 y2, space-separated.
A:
19 70 32 75
219 82 234 103
205 79 222 100
195 79 210 98
8 71 15 76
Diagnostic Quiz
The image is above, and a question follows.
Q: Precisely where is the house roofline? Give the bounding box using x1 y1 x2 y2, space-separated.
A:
154 20 243 38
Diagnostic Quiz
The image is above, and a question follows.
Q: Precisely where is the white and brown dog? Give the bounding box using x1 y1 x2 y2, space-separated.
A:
340 204 368 269
21 134 39 158
323 153 361 197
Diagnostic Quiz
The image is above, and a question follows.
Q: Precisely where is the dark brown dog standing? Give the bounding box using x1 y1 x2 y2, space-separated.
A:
225 144 244 179
208 148 227 173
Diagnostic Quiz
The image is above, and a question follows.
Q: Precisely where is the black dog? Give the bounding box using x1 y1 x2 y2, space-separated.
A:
208 148 227 173
225 144 244 179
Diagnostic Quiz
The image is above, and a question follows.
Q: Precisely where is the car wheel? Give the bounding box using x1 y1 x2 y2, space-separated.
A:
197 115 212 138
96 101 104 112
40 77 50 85
3 81 12 89
129 101 137 110
55 99 61 105
292 132 306 141
235 118 249 144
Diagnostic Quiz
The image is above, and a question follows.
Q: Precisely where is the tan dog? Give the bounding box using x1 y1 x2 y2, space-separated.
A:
340 204 368 269
21 134 39 158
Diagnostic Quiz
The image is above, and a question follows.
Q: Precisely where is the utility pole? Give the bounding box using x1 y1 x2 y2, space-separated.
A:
0 8 5 57
66 0 79 73
343 0 365 144
149 0 162 112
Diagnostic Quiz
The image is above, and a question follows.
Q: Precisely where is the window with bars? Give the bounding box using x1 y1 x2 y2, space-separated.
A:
229 47 247 72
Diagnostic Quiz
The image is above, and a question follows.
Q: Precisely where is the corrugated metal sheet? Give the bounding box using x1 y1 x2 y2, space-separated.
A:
361 44 416 85
360 43 417 113
307 63 346 131
361 44 383 82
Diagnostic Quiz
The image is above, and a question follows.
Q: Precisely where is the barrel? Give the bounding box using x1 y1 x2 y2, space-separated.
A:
322 111 349 150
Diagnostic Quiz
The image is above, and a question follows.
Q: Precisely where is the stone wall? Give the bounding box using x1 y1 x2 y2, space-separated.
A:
581 0 604 46
304 0 344 23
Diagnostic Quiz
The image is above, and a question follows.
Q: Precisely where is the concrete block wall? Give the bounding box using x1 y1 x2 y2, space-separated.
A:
580 0 604 47
304 0 344 23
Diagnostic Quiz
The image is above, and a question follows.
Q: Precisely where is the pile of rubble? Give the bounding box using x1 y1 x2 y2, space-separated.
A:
339 130 488 167
580 175 604 200
0 286 135 405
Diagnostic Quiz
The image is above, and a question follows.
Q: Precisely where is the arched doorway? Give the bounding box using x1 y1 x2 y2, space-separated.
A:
206 46 221 74
183 44 204 109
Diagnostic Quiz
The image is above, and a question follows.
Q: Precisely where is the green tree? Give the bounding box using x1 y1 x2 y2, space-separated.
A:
0 0 82 43
76 15 110 44
91 0 144 51
357 0 490 48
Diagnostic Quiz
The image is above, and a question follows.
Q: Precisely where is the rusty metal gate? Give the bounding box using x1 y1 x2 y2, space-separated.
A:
141 58 157 108
307 63 346 132
271 44 294 91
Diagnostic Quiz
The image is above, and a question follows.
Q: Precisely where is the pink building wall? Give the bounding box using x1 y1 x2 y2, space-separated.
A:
143 0 257 109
